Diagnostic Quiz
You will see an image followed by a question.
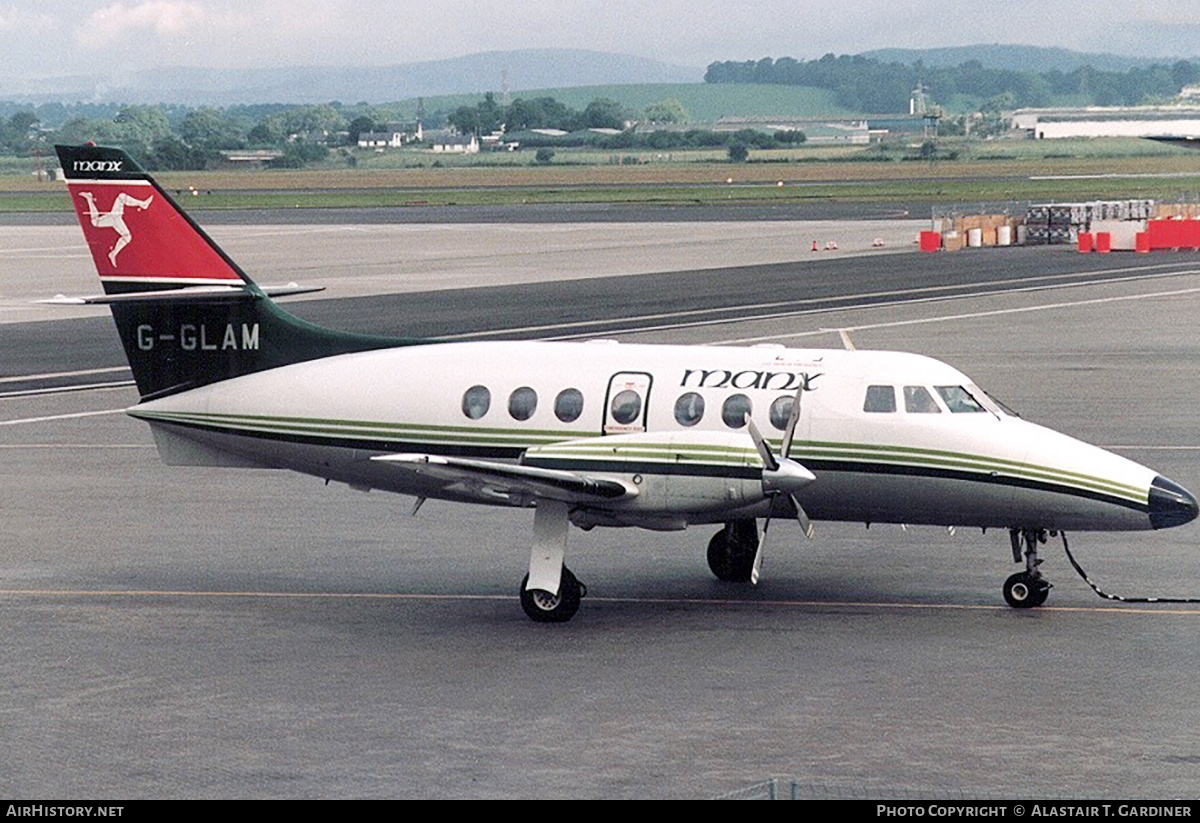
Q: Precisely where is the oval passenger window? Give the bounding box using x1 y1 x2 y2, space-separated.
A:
610 390 642 424
462 385 491 420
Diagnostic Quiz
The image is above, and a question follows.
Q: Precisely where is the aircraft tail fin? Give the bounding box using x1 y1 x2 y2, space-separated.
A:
58 143 252 294
55 144 414 401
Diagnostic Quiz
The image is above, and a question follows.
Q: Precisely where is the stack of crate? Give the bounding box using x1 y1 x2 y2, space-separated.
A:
932 212 1023 251
1154 202 1200 219
1024 205 1050 245
1025 200 1155 248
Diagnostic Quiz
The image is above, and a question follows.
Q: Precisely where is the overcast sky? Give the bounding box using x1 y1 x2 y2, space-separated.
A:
3 0 1200 78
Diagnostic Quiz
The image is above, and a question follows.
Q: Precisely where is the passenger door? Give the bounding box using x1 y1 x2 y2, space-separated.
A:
603 372 653 434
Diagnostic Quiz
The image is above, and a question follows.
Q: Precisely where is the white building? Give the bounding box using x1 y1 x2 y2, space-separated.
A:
358 130 406 148
1012 106 1200 139
431 134 480 154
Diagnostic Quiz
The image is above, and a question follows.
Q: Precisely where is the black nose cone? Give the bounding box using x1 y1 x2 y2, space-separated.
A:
1149 475 1200 529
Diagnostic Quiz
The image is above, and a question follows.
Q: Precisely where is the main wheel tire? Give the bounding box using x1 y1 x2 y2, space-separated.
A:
706 523 757 582
1003 571 1048 608
520 568 582 623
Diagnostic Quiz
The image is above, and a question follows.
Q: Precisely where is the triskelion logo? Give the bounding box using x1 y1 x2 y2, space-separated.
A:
77 190 155 266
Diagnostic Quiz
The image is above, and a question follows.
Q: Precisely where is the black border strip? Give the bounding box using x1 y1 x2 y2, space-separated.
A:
148 419 1150 514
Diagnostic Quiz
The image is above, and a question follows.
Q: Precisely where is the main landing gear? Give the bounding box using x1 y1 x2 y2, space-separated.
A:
520 568 584 623
519 499 586 623
1004 527 1052 608
706 520 759 582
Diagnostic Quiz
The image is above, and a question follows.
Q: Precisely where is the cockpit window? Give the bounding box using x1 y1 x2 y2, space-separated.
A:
904 385 941 414
863 385 897 413
936 385 987 413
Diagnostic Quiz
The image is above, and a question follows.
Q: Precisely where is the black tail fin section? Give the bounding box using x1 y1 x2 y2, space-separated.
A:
55 144 417 400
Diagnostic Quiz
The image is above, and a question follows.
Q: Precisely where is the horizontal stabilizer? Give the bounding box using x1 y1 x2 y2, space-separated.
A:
41 283 324 305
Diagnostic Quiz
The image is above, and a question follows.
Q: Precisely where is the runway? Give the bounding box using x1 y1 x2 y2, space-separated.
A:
3 215 1200 798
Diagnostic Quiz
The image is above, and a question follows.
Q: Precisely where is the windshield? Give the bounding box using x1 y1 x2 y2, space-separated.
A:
967 383 1019 418
935 385 988 413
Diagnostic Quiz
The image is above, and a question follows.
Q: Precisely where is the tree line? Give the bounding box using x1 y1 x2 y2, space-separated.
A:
0 94 806 168
0 100 448 169
704 54 1200 112
448 92 632 134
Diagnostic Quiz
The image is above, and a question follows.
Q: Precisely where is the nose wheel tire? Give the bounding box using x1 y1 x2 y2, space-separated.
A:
520 567 583 623
1004 571 1049 608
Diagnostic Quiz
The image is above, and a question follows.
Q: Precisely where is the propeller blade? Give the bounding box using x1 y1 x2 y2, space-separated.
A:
780 385 804 459
751 515 770 585
745 414 778 472
793 495 816 540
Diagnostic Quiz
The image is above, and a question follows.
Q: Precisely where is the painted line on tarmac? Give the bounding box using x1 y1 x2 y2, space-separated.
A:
719 286 1200 345
0 381 135 398
0 443 152 448
1106 445 1200 450
564 264 1200 341
1032 172 1200 180
0 366 129 384
2 588 1199 616
445 260 1200 340
0 409 127 426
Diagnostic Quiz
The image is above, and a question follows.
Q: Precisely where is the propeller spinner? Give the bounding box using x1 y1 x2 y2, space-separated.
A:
745 386 816 584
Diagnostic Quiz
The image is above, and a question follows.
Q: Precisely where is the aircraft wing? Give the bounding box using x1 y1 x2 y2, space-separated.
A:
371 453 637 505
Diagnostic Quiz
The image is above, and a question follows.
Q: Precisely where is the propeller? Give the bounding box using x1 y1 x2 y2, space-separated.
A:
744 385 817 584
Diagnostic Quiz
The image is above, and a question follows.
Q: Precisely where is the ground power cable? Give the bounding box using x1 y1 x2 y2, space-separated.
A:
1061 532 1200 604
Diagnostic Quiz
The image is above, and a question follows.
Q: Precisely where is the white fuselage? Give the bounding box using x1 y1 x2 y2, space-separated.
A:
129 340 1160 533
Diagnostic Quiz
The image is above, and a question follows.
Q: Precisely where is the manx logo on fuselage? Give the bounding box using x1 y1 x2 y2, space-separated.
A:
680 368 822 392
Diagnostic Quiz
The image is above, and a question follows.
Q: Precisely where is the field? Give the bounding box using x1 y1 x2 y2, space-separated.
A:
5 137 1200 211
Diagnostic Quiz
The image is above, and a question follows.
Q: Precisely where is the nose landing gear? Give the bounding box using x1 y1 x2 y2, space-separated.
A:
1004 528 1052 608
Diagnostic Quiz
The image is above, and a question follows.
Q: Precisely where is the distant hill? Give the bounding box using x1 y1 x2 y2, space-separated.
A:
860 45 1181 74
0 49 702 105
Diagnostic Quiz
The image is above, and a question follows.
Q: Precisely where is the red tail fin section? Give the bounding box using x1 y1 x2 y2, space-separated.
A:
57 144 248 293
53 144 415 400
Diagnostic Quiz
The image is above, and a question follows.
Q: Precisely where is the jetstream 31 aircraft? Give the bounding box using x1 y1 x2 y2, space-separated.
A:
53 144 1198 622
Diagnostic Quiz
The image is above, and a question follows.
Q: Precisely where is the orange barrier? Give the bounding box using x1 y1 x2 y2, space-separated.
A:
1145 219 1200 250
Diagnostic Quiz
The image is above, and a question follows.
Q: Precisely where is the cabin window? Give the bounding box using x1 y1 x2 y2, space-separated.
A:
674 392 705 427
863 385 897 413
462 385 491 420
610 390 642 425
508 387 538 421
904 385 941 414
769 395 795 429
721 394 752 429
936 385 987 414
554 388 584 423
